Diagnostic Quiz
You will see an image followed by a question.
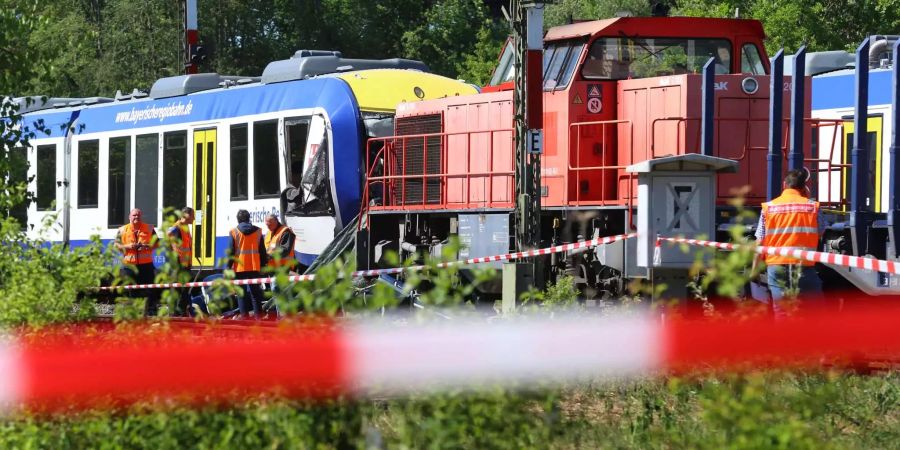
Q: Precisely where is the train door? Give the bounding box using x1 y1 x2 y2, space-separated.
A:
841 115 882 212
192 129 217 267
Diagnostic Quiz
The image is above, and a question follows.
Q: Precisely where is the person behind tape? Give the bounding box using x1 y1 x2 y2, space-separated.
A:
167 207 195 316
754 169 824 311
115 208 161 316
264 213 297 272
227 209 268 318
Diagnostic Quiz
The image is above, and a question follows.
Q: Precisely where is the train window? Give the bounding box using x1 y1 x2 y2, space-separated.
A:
8 147 28 225
35 144 56 211
543 40 586 90
284 117 310 187
230 125 248 201
582 37 732 80
253 120 280 198
741 43 766 75
77 140 99 208
134 134 159 226
107 136 132 227
162 131 187 213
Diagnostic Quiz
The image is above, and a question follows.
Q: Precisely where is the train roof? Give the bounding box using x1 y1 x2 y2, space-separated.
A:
544 16 766 42
17 68 476 138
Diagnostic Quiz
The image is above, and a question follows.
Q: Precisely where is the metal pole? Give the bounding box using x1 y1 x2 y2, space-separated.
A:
888 40 900 256
513 0 543 253
184 0 199 74
850 38 871 256
767 50 785 201
788 45 807 171
700 57 715 156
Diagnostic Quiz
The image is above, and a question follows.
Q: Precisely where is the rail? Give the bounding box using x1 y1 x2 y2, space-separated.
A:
649 116 850 208
568 119 635 205
650 116 788 163
363 129 515 212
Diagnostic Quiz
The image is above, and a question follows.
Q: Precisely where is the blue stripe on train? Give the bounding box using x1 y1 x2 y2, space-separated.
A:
812 69 893 110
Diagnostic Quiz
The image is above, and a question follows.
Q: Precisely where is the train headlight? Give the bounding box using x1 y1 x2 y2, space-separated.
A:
741 77 759 95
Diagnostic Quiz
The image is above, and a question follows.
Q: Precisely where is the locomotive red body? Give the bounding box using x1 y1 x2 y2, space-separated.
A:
360 17 812 295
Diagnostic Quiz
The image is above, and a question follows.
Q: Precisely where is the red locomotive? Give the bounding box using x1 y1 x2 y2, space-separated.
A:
360 17 811 297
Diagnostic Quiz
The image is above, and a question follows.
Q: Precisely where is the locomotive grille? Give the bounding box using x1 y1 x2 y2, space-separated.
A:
393 114 442 205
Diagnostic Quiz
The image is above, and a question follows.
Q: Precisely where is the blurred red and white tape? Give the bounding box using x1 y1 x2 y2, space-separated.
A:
3 304 900 410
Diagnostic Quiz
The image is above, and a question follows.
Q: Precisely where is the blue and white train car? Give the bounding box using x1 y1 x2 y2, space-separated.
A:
18 52 477 269
810 68 891 212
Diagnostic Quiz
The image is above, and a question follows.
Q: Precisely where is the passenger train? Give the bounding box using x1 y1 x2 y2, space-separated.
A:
14 52 476 269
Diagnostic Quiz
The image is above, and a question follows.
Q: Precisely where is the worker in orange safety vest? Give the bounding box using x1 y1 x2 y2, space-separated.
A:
227 209 268 318
264 214 297 271
115 208 161 316
753 169 823 315
167 206 195 316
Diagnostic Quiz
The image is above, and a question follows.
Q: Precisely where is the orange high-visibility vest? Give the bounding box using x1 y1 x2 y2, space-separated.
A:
264 225 296 269
120 222 156 265
761 188 819 266
231 228 261 272
175 225 192 267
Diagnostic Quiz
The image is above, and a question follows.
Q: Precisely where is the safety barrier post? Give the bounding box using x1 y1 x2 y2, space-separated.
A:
850 38 872 256
890 40 900 257
700 58 715 156
789 45 807 172
768 50 785 201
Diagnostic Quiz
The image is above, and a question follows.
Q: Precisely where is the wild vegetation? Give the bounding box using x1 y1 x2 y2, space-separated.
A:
2 1 899 448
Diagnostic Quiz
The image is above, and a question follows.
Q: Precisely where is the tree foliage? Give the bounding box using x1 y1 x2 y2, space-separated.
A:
672 0 900 54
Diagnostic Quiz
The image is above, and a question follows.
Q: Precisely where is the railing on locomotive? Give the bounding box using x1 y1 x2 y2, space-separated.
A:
567 119 635 208
803 119 849 210
363 129 516 211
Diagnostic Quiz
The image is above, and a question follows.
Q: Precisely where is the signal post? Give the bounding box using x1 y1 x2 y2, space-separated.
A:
504 0 550 312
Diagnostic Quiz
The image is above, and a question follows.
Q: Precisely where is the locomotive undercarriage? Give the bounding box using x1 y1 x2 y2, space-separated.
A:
360 207 637 300
359 205 754 302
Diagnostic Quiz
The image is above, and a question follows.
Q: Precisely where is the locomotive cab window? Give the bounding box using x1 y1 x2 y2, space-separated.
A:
582 37 732 80
36 144 57 211
543 40 585 90
77 140 99 208
741 43 766 75
489 39 515 86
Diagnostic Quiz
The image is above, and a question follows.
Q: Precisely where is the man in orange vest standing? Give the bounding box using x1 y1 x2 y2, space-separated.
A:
115 208 161 317
264 213 297 272
168 207 195 316
228 209 267 318
754 169 823 316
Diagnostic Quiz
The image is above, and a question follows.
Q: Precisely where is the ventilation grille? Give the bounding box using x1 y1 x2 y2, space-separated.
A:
393 114 442 205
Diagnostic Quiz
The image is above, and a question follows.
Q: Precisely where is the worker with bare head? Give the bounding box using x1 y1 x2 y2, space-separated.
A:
115 208 161 317
264 213 296 271
754 169 823 317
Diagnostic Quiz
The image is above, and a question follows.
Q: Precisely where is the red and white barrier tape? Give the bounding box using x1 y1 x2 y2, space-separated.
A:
99 233 636 291
4 305 900 410
659 236 900 274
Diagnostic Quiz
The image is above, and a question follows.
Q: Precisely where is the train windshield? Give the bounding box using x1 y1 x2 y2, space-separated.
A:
582 37 732 80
